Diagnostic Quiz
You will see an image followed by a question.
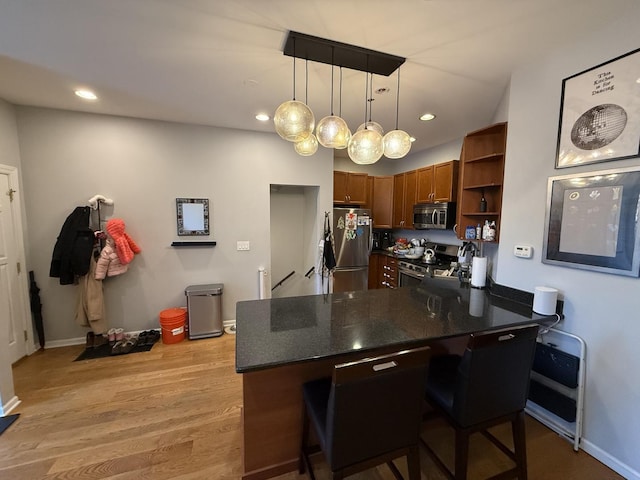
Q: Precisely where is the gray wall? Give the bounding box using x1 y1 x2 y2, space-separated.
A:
499 12 640 479
15 107 334 344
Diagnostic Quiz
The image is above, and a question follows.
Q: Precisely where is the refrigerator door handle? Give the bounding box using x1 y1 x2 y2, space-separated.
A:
369 218 374 255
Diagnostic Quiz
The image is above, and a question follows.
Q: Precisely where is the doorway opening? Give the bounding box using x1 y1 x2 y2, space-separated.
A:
270 185 320 298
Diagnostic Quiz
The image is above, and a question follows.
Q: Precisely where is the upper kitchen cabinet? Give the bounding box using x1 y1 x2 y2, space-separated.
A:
417 160 459 203
456 122 507 242
370 176 393 229
393 170 417 229
334 171 368 205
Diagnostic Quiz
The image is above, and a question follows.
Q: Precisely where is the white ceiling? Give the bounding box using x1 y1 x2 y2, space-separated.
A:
0 0 636 159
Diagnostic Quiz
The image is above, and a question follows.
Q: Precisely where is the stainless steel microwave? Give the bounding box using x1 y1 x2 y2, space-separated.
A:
413 202 456 230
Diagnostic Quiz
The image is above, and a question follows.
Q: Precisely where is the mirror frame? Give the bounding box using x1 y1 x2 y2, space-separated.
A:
176 198 210 236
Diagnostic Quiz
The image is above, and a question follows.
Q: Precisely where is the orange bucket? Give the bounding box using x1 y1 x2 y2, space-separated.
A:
159 308 187 344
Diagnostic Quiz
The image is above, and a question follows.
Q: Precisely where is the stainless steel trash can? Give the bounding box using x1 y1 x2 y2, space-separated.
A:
184 283 223 339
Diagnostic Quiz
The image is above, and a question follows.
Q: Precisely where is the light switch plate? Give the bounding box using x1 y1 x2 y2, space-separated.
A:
514 245 532 258
237 241 250 251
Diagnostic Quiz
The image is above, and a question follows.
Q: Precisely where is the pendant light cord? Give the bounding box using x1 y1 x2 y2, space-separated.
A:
368 73 374 123
305 59 309 104
395 68 400 130
339 67 343 117
292 37 296 101
330 47 335 115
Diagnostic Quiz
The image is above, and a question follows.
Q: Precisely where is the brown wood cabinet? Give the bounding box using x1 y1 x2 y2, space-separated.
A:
333 170 368 204
368 253 380 289
392 171 417 229
417 160 459 203
456 122 507 242
380 255 398 289
370 176 393 229
368 253 397 289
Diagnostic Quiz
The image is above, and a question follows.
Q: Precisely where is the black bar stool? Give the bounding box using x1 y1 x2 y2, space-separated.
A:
299 346 431 480
421 324 539 480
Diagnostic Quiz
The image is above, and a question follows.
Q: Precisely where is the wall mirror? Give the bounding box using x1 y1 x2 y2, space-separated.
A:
176 198 210 236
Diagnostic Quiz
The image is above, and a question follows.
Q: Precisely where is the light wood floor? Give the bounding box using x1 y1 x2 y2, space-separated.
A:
2 333 623 480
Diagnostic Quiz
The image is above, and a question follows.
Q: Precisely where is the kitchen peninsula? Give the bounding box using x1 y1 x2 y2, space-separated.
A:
236 278 555 480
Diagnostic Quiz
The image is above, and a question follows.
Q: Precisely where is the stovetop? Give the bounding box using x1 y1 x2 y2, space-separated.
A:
397 243 457 268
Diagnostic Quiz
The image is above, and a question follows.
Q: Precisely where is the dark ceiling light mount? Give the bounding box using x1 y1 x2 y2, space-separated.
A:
283 31 405 77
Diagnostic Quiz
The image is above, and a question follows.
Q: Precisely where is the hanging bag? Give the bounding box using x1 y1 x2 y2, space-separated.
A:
322 214 336 294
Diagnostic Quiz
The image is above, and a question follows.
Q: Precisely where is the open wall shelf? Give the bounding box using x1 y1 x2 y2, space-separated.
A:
171 241 217 247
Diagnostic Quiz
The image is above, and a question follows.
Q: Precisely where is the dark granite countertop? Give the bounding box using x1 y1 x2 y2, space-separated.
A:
235 278 554 373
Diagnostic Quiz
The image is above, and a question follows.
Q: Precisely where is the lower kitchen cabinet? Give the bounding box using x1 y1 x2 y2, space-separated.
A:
369 253 397 289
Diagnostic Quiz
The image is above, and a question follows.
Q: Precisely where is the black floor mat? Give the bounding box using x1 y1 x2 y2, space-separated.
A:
0 414 19 437
74 341 156 361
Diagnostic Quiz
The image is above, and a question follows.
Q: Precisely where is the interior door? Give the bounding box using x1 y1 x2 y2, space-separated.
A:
0 168 29 363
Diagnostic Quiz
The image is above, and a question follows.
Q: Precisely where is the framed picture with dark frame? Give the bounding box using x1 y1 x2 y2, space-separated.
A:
176 198 210 236
555 48 640 169
542 166 640 277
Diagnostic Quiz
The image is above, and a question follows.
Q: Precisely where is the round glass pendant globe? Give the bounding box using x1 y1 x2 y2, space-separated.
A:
273 100 315 142
294 133 318 156
357 121 384 135
347 129 384 165
316 116 351 149
383 130 412 159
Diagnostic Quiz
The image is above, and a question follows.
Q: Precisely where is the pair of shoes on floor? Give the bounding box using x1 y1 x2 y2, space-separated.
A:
138 330 161 346
107 328 124 344
110 334 138 355
86 332 110 349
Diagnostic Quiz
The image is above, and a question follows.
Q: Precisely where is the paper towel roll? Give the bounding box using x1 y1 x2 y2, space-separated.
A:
533 286 558 315
469 287 485 317
470 256 487 288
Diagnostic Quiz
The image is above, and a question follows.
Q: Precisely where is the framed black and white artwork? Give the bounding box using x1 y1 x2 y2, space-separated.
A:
556 48 640 169
542 166 640 277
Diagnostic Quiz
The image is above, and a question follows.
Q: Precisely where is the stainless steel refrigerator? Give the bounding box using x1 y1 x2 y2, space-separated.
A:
332 207 372 292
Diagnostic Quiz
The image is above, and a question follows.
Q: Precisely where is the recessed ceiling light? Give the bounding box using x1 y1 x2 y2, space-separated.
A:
419 113 436 121
255 113 270 122
75 89 97 100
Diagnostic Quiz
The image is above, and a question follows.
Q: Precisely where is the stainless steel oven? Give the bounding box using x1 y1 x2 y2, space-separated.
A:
398 261 427 287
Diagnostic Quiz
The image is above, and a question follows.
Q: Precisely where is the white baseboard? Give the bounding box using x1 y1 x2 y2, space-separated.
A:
2 395 21 415
581 438 640 480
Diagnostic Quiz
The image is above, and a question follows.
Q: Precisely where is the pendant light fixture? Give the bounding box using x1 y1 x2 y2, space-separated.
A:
383 67 412 159
277 31 408 161
274 38 315 143
294 60 319 156
348 71 384 165
317 55 351 149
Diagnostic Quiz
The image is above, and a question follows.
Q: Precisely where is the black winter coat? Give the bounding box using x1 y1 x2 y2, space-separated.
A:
50 206 95 285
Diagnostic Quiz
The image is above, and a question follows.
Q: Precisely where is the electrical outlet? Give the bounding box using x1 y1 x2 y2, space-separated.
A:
237 241 250 251
514 245 533 258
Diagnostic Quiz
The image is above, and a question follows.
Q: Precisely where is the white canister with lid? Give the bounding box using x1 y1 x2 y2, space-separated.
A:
533 286 558 315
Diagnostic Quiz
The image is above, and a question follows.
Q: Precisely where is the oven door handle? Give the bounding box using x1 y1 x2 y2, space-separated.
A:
399 267 425 280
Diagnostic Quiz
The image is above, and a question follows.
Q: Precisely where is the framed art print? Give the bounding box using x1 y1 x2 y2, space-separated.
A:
542 166 640 276
556 48 640 168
